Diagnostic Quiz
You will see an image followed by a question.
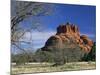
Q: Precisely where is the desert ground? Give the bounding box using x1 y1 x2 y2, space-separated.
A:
11 62 96 75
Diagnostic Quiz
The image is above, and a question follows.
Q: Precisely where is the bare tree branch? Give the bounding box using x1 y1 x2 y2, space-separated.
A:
11 1 53 53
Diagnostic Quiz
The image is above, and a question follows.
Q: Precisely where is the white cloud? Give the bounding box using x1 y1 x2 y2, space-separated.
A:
22 31 56 49
31 31 56 41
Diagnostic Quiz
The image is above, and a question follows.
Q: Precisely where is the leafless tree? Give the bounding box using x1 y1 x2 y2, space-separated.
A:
11 0 53 53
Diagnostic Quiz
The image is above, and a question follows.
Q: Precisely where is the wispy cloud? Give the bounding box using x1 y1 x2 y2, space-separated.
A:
32 31 56 40
23 31 56 49
81 33 96 38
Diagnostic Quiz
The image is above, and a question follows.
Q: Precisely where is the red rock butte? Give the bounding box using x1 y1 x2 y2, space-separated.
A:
42 22 93 53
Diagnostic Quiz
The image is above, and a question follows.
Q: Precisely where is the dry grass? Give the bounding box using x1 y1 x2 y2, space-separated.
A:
11 62 96 75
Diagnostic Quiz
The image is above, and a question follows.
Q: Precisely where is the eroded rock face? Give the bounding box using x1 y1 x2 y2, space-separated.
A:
42 22 93 53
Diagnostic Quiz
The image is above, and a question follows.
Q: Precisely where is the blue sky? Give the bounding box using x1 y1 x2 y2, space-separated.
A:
12 2 96 53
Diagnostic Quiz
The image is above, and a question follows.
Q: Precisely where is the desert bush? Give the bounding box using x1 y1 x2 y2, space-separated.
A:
13 53 28 65
34 50 55 62
82 42 96 61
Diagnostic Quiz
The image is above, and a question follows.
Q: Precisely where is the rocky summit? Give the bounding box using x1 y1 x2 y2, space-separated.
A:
41 22 93 53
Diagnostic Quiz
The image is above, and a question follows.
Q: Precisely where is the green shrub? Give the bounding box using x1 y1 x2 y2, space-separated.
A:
82 42 96 61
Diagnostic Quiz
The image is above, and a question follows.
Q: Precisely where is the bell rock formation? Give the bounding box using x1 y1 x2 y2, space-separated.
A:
41 22 93 53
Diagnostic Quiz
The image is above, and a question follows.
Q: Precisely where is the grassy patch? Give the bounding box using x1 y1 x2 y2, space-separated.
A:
11 62 96 75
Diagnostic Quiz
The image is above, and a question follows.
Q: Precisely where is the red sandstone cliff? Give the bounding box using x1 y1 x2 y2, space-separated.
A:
42 22 93 53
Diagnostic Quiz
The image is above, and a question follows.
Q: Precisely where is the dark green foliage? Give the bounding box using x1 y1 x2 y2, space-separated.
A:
63 47 85 62
82 42 96 61
34 50 55 62
12 53 28 65
11 51 36 65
